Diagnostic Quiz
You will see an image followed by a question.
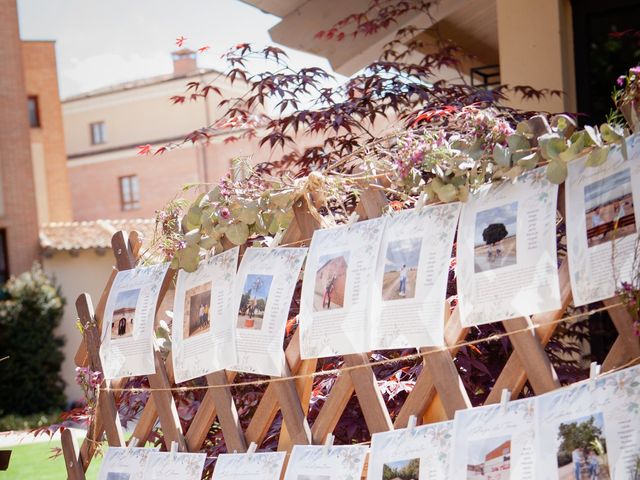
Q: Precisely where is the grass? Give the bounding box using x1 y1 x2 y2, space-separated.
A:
2 437 103 479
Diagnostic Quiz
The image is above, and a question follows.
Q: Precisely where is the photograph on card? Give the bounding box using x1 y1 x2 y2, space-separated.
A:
382 457 420 480
110 288 140 340
313 251 349 311
474 202 518 273
466 435 511 479
555 412 610 480
237 274 273 330
382 238 421 301
183 282 212 339
297 475 331 480
106 473 130 480
584 169 636 248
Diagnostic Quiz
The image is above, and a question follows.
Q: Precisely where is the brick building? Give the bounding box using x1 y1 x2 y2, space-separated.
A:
0 0 72 281
63 49 270 221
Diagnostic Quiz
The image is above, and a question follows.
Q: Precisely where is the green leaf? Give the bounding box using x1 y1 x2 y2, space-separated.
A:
493 143 511 167
225 222 250 245
559 131 586 162
236 201 259 224
517 151 540 170
507 134 530 162
207 186 221 203
186 204 203 229
270 190 295 209
198 235 217 251
538 133 567 161
435 183 459 202
599 123 623 144
184 229 201 247
546 159 568 184
174 245 200 272
585 145 610 167
584 125 602 147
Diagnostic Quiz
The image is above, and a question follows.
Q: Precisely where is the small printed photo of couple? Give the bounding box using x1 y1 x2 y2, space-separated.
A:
474 202 518 274
584 168 636 248
110 288 140 340
381 238 421 301
556 412 610 480
183 282 212 340
237 274 273 330
313 251 349 311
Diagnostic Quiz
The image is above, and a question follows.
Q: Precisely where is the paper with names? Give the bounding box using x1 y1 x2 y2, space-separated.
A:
284 444 368 480
372 203 460 349
566 133 640 306
299 217 386 359
141 451 206 480
98 447 155 480
457 167 560 326
172 247 239 384
450 396 536 479
213 451 286 480
231 247 307 376
367 420 453 480
535 365 640 480
100 263 169 379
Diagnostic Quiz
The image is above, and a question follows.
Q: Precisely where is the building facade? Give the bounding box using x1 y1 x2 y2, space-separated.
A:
63 50 270 221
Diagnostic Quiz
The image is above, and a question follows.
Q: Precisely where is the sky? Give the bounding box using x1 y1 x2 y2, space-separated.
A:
115 288 140 310
16 0 340 99
385 238 421 271
467 434 510 465
584 168 632 211
243 274 273 300
474 201 518 247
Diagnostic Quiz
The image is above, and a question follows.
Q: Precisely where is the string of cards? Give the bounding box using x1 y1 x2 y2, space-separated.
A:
98 363 640 479
100 134 640 380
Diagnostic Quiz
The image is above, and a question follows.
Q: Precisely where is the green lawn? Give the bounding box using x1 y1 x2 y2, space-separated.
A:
3 438 103 479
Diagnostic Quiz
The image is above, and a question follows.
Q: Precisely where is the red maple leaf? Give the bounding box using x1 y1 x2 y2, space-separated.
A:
175 36 187 47
137 144 152 155
197 45 210 53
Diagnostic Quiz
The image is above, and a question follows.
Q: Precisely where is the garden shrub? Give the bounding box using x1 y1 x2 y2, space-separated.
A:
0 263 66 416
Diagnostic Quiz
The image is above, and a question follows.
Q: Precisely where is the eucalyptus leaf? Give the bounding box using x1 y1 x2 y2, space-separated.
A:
538 133 567 161
507 134 530 162
546 159 568 184
600 123 623 144
559 131 586 162
225 222 250 245
493 143 511 167
186 204 203 229
505 165 523 180
236 202 259 225
585 145 610 167
270 190 295 209
184 229 202 247
198 235 217 251
207 186 221 202
584 125 602 147
435 183 459 202
517 151 540 170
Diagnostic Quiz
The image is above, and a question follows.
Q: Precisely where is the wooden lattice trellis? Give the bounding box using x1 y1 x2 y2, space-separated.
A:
61 189 640 480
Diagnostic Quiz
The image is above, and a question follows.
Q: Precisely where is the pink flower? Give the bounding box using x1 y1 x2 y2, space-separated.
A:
630 66 640 75
617 75 626 87
219 207 231 220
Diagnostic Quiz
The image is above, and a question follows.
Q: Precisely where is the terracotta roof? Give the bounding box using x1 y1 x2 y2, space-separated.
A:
39 219 156 252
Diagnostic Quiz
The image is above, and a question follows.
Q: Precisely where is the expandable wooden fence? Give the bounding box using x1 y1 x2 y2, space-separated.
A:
61 188 640 480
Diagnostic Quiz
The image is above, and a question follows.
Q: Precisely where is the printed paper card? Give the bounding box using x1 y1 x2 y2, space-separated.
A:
98 447 154 480
231 247 307 376
450 396 536 479
284 444 368 480
565 133 640 306
457 167 560 326
213 451 287 480
172 247 239 383
141 451 206 480
535 364 640 480
299 217 386 358
367 420 453 480
100 263 169 379
372 203 460 349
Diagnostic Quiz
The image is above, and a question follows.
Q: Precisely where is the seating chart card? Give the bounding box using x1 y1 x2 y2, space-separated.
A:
172 247 239 384
367 420 453 480
231 247 307 376
450 396 536 479
141 451 206 480
372 203 460 349
213 451 287 480
100 263 169 379
457 167 561 326
300 217 386 358
98 447 154 480
535 364 640 480
284 444 368 480
566 134 640 306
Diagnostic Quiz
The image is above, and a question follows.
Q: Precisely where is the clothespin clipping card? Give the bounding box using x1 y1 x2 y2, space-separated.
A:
406 414 418 437
500 389 511 414
128 437 139 450
323 433 334 457
589 362 601 390
347 212 360 226
269 230 285 249
246 442 257 461
170 441 178 462
414 192 427 211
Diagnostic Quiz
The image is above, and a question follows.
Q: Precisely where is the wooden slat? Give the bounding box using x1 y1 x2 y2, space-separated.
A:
271 363 312 445
205 370 247 452
277 358 317 451
62 429 86 480
501 316 561 395
311 374 355 444
344 354 393 434
604 298 640 358
602 336 633 372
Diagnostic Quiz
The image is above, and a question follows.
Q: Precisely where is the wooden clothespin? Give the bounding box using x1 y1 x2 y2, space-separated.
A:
500 389 511 413
246 442 257 460
323 433 334 457
589 362 601 390
170 441 178 461
269 230 285 249
128 437 139 450
407 415 418 435
414 192 427 211
347 212 360 226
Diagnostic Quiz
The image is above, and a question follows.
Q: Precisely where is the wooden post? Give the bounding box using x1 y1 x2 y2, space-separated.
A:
61 429 86 480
